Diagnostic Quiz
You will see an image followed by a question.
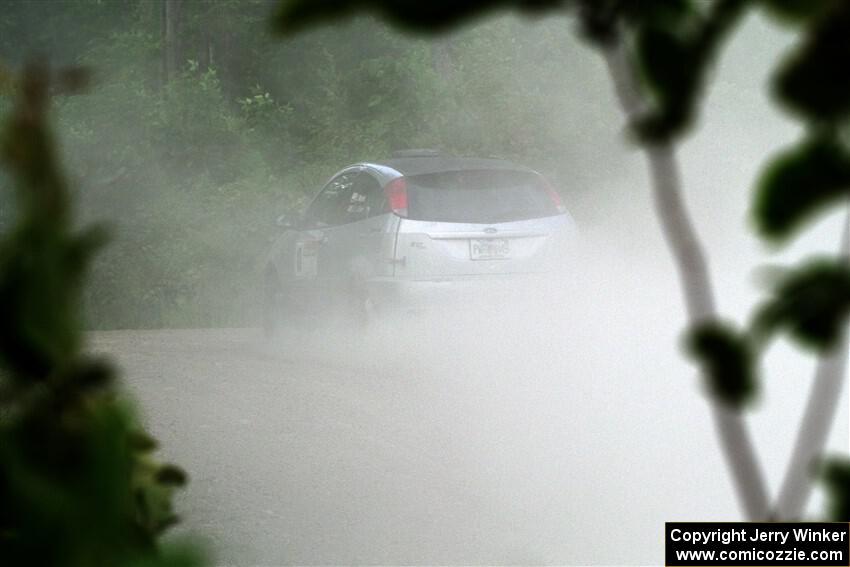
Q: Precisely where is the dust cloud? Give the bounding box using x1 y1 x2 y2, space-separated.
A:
227 13 848 564
256 229 844 563
75 10 850 567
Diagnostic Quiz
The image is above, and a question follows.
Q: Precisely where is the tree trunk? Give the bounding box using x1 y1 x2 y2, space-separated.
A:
163 0 181 82
159 0 167 87
206 34 215 70
774 213 850 520
199 32 210 71
602 38 771 521
213 29 236 97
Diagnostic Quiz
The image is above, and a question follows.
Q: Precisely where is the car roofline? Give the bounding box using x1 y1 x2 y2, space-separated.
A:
357 158 540 184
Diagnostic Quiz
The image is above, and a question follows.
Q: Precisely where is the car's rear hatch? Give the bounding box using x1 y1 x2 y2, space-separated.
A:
390 169 574 278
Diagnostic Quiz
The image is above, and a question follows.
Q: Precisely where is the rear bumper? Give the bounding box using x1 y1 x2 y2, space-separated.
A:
365 273 559 312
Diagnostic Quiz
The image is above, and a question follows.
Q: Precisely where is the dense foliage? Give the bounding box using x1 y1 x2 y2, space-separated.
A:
0 63 200 567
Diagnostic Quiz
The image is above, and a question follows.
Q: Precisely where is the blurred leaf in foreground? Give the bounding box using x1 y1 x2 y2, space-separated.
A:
0 62 204 567
753 258 850 350
754 135 850 242
685 321 756 408
632 0 748 141
760 0 837 23
274 0 568 35
820 457 850 521
773 0 850 122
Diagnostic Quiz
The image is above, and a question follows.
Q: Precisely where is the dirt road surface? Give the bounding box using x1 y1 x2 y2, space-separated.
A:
90 320 848 565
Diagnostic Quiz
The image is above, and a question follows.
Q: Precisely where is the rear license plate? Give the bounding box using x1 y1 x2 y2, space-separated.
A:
470 238 510 260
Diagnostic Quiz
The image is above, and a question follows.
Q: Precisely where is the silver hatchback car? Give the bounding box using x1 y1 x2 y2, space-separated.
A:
262 151 577 333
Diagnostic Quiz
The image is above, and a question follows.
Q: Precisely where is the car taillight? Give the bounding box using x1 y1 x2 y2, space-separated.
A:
384 177 408 217
541 176 566 213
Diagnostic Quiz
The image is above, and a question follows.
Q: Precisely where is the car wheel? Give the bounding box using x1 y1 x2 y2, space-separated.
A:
262 267 280 337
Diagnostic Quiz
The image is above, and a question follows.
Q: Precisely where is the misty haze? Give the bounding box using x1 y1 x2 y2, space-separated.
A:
0 2 847 566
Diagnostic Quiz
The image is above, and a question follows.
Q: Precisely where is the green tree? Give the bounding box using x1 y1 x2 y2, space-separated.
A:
0 1 617 329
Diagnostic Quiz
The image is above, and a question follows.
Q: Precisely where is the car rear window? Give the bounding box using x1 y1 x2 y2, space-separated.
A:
405 169 559 223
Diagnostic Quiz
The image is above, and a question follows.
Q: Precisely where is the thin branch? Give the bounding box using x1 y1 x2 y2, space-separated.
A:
602 38 771 521
774 209 850 520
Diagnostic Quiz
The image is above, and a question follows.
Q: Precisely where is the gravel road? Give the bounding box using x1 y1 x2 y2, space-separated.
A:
89 310 848 565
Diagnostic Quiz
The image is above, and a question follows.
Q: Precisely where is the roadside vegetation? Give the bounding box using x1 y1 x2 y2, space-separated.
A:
0 63 202 567
0 0 622 329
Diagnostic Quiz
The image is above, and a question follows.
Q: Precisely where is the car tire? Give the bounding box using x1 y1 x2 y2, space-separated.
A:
262 267 280 338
